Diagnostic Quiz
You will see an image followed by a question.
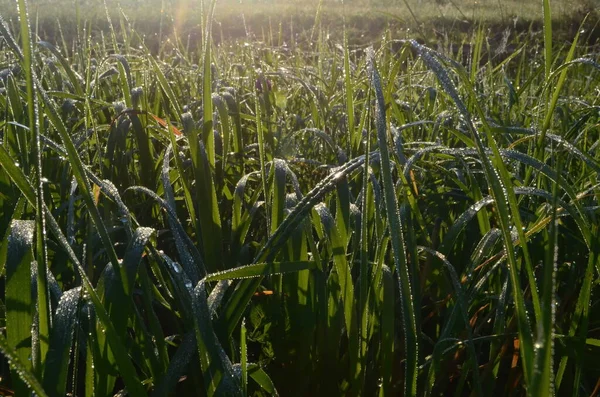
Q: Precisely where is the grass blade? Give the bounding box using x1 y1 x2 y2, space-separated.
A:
43 287 82 396
16 0 51 371
530 161 560 396
4 220 35 396
368 48 418 396
192 280 241 396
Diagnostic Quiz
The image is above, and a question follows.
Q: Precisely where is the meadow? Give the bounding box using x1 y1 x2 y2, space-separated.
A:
0 0 599 395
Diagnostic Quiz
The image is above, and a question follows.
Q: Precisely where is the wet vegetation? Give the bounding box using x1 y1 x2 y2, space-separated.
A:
0 0 599 395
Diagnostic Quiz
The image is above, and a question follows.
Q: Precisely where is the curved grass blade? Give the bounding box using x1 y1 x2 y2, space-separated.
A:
43 287 82 396
111 55 133 107
368 48 418 396
402 144 592 250
270 159 288 237
247 364 278 396
127 184 205 280
230 171 262 264
221 90 244 174
342 19 356 156
37 40 84 96
212 93 230 182
98 227 155 335
192 280 242 396
151 331 196 397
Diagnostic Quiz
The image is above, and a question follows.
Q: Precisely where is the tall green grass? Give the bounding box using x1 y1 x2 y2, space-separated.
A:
0 0 598 395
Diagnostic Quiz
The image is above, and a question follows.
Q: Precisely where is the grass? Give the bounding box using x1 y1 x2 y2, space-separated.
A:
0 0 599 395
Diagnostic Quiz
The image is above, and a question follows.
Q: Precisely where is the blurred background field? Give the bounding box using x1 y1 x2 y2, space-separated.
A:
0 0 598 47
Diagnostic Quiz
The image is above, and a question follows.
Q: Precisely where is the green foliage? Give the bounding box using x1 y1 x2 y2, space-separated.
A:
0 0 599 395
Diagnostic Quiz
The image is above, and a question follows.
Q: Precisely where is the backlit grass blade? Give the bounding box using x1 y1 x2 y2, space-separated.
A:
162 121 200 247
201 0 218 167
16 0 51 371
4 74 28 169
204 261 317 282
570 224 599 396
256 153 379 263
221 90 244 174
230 171 262 264
314 203 358 380
186 127 223 273
129 111 155 189
4 220 35 396
379 265 394 397
141 42 183 117
530 161 560 397
0 144 36 202
254 72 271 236
470 25 484 82
102 0 118 52
358 90 372 392
270 159 287 237
536 17 586 163
212 93 231 185
240 319 248 397
182 25 224 266
127 183 205 279
342 15 356 156
368 49 418 396
542 0 552 80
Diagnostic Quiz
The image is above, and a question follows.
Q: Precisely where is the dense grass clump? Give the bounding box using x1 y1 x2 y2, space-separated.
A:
0 0 599 395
